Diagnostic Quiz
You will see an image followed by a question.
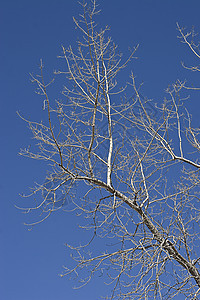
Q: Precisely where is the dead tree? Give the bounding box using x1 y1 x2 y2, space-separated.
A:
18 1 200 299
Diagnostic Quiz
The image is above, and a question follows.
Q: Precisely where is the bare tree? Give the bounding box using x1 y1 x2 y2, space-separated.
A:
18 1 200 299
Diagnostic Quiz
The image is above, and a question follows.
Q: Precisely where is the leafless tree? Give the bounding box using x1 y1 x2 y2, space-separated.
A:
18 1 200 299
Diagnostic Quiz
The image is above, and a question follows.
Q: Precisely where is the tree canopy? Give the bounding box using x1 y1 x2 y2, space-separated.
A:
19 1 200 299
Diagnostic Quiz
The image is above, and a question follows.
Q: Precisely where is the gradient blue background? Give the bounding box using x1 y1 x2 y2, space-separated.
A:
1 1 200 299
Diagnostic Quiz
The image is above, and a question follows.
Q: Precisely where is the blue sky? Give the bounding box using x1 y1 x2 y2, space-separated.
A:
1 1 200 299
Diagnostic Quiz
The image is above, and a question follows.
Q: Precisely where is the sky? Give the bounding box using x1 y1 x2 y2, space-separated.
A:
1 0 200 299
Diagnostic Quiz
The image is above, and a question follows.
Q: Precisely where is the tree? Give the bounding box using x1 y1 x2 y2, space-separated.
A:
18 1 200 299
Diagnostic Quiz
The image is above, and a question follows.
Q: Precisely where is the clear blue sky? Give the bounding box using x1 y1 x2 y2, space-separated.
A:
1 1 200 299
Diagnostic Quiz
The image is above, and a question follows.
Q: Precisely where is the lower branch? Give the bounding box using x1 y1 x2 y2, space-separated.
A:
76 175 200 288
